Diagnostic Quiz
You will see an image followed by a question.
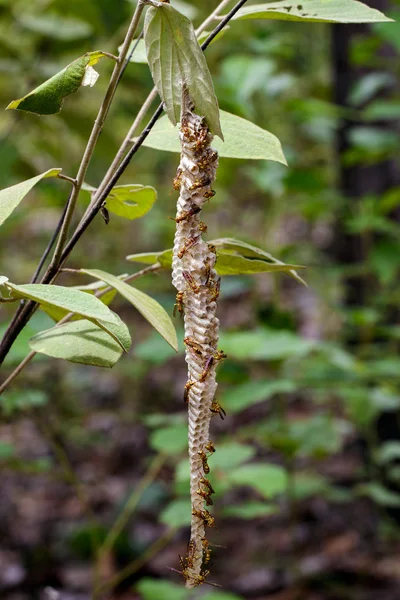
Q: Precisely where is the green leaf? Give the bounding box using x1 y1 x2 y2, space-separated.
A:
203 592 243 600
232 1 393 23
141 110 286 163
5 282 131 352
221 379 296 414
104 185 156 220
136 579 188 600
222 502 278 519
377 442 400 464
0 169 61 226
7 51 109 114
41 279 118 322
160 499 191 528
228 464 288 498
150 424 187 455
211 238 306 285
1 389 48 416
215 253 302 276
357 482 400 507
19 13 93 40
79 269 178 352
29 320 124 368
208 442 256 471
122 29 227 64
144 3 223 138
126 239 303 282
220 328 314 361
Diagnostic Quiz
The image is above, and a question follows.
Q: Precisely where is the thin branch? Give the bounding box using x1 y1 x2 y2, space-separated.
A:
49 0 146 268
99 453 166 556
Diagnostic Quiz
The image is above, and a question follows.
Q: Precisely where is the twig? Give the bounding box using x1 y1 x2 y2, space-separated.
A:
99 452 166 556
96 528 176 596
49 0 146 269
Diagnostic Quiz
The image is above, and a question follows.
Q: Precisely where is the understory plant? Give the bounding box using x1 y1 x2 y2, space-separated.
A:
0 0 392 591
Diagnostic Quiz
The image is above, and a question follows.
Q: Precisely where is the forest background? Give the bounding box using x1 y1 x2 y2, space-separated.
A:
0 0 400 599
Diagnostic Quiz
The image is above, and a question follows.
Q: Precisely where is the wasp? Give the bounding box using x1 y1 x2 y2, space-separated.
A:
210 277 221 302
173 291 184 318
205 441 216 454
200 477 215 495
203 189 216 200
178 235 200 259
184 337 203 357
168 567 221 588
197 488 213 506
187 540 197 564
198 450 210 474
199 350 227 383
182 270 200 294
184 379 196 403
210 400 226 420
201 538 212 564
100 201 110 225
192 509 215 528
169 206 201 223
189 176 211 191
173 168 183 191
199 221 208 233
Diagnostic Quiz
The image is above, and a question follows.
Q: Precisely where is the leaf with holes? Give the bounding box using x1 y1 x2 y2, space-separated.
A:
29 320 124 367
232 0 393 23
0 169 61 226
79 269 178 352
5 282 131 352
141 110 286 163
144 3 223 138
7 51 109 114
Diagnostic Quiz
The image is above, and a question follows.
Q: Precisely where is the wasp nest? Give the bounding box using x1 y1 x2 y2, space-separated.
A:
171 90 226 587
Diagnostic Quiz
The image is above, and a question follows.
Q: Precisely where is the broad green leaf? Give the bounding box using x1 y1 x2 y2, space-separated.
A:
121 38 148 63
1 389 48 416
0 169 61 226
160 499 191 527
228 464 288 498
144 3 223 138
357 482 400 507
203 592 243 600
126 249 172 267
104 185 156 220
215 253 302 276
232 1 393 23
219 328 314 361
19 14 93 40
79 269 178 352
5 282 131 352
122 29 227 64
126 239 304 282
136 579 188 600
7 51 108 114
221 379 296 414
29 320 124 368
150 424 188 455
212 238 306 285
222 502 278 519
41 278 119 322
377 442 400 464
141 110 286 163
